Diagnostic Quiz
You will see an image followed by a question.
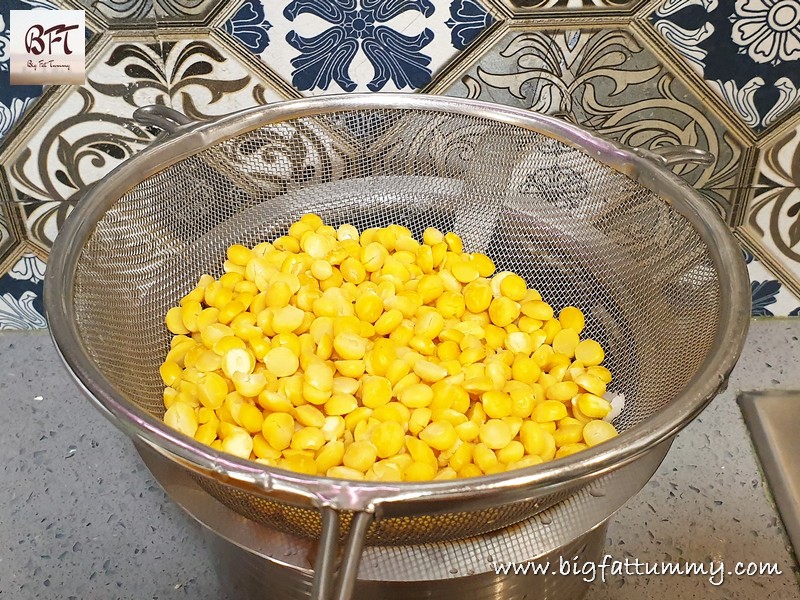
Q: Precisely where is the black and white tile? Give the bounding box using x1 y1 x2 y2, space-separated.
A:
442 27 745 218
496 0 646 12
743 119 800 296
4 31 287 204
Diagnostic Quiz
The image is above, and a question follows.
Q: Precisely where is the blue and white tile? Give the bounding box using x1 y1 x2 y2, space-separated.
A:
744 247 800 316
224 0 274 55
651 0 800 131
0 253 46 330
222 0 494 95
444 0 495 50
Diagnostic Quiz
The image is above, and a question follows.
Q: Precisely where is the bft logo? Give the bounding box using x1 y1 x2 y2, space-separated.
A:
10 10 85 85
25 23 80 56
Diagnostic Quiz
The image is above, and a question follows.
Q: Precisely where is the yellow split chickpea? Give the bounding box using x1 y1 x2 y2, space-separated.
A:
161 215 620 481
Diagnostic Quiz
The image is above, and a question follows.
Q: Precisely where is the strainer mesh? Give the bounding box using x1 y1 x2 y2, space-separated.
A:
72 108 719 543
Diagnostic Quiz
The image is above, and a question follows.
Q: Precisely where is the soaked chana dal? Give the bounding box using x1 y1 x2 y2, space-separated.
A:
159 214 619 481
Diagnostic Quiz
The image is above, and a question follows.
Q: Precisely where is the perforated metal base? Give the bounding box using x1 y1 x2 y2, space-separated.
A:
139 439 670 599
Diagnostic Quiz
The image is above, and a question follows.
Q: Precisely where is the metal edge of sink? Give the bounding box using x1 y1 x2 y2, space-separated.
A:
739 390 800 563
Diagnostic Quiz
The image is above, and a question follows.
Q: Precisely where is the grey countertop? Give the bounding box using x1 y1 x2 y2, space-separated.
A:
1 320 799 599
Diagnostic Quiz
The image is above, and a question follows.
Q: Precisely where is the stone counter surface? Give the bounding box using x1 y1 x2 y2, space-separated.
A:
1 321 799 599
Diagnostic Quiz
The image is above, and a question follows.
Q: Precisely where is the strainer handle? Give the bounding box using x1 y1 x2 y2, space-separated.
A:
311 508 373 600
132 105 193 134
647 145 715 167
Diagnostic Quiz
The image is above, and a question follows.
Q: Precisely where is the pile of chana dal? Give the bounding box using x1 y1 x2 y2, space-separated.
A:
160 214 619 481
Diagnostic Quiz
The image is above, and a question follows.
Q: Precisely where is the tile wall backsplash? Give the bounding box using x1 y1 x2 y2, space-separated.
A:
1 0 799 328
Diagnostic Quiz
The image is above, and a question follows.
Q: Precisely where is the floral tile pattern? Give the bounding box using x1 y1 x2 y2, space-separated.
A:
743 119 800 295
497 0 647 14
0 253 46 329
223 0 494 94
4 37 163 203
3 32 286 203
0 209 9 255
744 247 800 316
0 202 19 265
447 0 494 50
441 28 746 218
151 35 286 118
67 0 155 21
1 0 800 328
63 0 226 23
651 0 800 132
223 0 272 53
15 201 74 252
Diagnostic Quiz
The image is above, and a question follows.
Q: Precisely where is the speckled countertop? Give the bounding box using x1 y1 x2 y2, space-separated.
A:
1 320 799 599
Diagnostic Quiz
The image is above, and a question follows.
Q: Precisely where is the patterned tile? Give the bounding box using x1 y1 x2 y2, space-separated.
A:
0 0 796 332
157 34 286 119
441 27 747 218
60 0 226 23
446 0 494 50
15 201 74 252
744 247 800 316
0 252 46 329
222 0 494 95
742 120 800 295
223 0 273 54
155 0 230 21
3 31 286 203
0 169 24 274
63 0 155 22
0 209 8 254
650 0 800 132
3 36 162 203
497 0 647 14
0 201 20 265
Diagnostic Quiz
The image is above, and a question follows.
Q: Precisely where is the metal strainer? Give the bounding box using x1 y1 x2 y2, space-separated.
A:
45 95 750 600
